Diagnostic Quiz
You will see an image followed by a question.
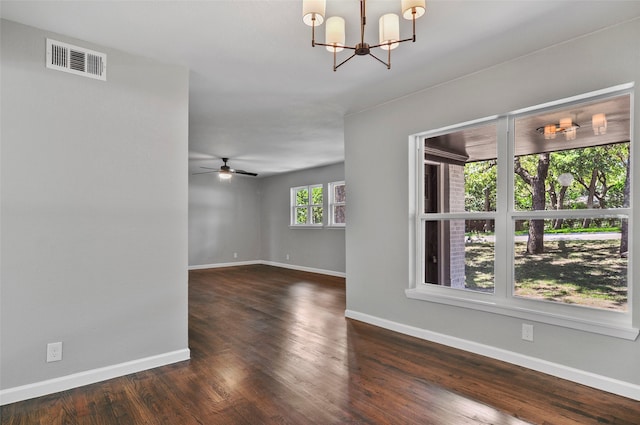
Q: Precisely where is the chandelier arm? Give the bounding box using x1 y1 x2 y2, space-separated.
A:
334 52 358 71
368 37 414 50
368 51 391 69
313 42 357 50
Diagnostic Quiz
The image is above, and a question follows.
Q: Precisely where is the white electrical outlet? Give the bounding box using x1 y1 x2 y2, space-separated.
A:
522 324 534 342
47 342 63 362
233 252 238 258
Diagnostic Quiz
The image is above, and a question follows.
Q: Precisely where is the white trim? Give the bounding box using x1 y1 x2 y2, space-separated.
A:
409 84 636 339
189 260 345 278
0 349 190 406
188 260 262 270
510 82 634 116
260 261 346 278
405 288 638 340
344 310 640 401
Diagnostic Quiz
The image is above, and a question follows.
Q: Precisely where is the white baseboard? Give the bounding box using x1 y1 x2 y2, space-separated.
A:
189 260 345 278
259 261 345 278
345 309 640 401
189 260 261 270
0 348 190 406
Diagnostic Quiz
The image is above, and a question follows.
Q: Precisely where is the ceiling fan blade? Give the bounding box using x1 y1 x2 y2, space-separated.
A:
234 169 258 177
192 170 220 175
199 166 218 170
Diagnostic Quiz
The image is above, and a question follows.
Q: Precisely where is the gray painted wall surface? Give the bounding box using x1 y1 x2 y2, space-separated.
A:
260 163 345 273
189 162 345 274
1 20 189 389
189 175 261 265
345 19 640 385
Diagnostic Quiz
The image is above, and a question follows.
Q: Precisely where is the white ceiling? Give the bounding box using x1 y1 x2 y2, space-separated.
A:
2 0 640 177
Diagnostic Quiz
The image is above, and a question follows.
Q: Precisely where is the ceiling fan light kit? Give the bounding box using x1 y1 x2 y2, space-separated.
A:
302 0 426 71
194 158 258 179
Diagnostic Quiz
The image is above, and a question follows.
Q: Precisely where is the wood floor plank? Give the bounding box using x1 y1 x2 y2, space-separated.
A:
2 265 639 424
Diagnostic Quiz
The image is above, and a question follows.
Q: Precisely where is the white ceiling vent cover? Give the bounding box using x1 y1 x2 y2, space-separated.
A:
46 39 107 81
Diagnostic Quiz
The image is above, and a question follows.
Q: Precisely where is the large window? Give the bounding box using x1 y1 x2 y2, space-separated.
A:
291 184 323 226
408 85 637 339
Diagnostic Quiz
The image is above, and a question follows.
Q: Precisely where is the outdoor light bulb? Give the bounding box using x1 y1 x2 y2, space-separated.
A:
325 16 345 52
379 14 400 50
592 113 607 135
302 0 326 26
401 0 426 20
558 173 574 187
544 124 557 140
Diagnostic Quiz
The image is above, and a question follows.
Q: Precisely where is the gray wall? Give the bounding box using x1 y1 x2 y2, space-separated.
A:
1 20 189 389
189 174 261 266
345 19 640 386
189 162 345 275
260 163 345 273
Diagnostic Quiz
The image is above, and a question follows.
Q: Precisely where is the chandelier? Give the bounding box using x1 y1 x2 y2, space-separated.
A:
302 0 426 71
536 118 580 141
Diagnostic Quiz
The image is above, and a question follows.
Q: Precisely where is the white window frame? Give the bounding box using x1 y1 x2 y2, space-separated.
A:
290 184 324 227
407 83 638 340
328 181 346 227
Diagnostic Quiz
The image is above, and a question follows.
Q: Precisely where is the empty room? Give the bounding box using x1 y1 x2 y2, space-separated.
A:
1 1 640 424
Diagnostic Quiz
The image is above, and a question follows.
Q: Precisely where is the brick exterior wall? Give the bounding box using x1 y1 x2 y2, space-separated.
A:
448 164 466 288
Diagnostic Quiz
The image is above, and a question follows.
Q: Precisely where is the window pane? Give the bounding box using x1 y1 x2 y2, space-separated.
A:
296 188 309 206
424 123 497 213
334 184 346 203
295 207 307 224
333 205 346 224
514 219 627 311
514 95 631 212
311 186 323 205
311 207 323 224
424 219 495 293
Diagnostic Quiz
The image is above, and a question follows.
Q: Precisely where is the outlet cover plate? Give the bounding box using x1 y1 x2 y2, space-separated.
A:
47 342 63 362
522 324 534 342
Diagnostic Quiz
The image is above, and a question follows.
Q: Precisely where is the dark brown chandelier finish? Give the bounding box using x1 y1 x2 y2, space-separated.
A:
302 0 426 71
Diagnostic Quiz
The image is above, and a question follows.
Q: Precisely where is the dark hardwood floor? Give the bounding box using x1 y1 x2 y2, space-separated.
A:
2 265 639 424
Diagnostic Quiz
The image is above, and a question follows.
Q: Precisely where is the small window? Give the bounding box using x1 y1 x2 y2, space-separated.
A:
291 184 323 226
329 181 346 227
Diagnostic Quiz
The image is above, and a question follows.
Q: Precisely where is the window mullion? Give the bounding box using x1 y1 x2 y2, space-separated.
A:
417 138 425 286
494 116 511 301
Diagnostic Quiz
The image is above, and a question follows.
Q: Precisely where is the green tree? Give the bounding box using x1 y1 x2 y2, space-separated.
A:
512 143 629 255
311 186 323 224
464 160 497 212
515 153 550 254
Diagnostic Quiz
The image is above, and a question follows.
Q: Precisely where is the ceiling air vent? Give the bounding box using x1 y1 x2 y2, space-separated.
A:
46 39 107 81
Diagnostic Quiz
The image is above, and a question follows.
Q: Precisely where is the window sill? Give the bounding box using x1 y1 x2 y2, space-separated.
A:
405 288 639 341
289 225 323 229
288 225 346 229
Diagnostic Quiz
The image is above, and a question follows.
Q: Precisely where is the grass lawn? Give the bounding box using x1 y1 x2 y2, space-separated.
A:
465 239 628 311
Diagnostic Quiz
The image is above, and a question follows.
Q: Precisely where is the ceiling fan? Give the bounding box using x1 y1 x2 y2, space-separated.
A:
193 158 258 179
